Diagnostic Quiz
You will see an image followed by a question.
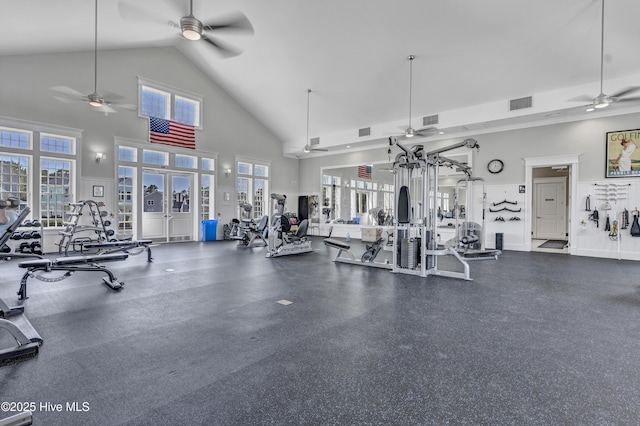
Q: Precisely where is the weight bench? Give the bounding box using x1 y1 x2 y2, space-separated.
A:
80 239 154 262
0 295 42 362
323 238 355 261
17 253 129 300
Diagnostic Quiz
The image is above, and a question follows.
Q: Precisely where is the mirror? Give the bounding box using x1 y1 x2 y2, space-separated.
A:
320 150 471 227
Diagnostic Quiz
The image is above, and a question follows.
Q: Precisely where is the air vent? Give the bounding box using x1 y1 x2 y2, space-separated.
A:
358 127 371 137
509 96 533 111
423 114 439 126
310 137 320 146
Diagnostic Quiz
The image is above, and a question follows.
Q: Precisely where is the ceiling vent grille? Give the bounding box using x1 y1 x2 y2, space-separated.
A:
509 96 533 111
423 114 439 126
358 127 371 137
310 137 320 145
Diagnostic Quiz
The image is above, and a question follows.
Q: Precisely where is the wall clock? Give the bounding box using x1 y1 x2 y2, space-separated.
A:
487 159 504 174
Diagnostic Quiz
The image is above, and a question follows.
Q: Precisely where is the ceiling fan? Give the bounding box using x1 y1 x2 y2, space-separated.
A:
51 0 135 114
401 55 440 138
119 0 254 58
303 89 328 153
571 0 640 110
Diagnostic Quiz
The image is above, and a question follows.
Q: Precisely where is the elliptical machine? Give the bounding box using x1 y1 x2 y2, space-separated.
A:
266 193 312 258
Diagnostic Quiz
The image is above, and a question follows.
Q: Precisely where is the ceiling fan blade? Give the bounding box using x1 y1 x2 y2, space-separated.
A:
615 96 640 103
51 85 87 99
610 86 640 98
200 35 241 57
52 96 76 104
203 12 254 34
92 104 118 114
567 95 596 103
415 126 438 136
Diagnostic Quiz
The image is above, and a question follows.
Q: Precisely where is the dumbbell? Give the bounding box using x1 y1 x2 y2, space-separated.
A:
30 230 41 239
31 220 41 227
30 242 43 255
103 220 111 227
0 244 10 253
100 210 109 217
18 242 31 253
21 220 33 227
106 229 115 237
10 232 22 240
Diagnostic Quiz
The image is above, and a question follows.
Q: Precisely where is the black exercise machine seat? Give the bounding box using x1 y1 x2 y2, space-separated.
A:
323 238 350 250
18 253 129 269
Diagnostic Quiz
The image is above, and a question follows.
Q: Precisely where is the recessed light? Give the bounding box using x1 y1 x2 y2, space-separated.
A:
546 112 561 117
586 107 595 112
438 131 444 135
346 145 351 148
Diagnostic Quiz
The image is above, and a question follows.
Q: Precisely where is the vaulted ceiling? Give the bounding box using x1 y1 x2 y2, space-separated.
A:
2 0 640 157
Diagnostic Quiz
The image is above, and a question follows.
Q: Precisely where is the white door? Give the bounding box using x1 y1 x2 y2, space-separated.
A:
535 180 566 239
168 174 193 241
142 170 193 242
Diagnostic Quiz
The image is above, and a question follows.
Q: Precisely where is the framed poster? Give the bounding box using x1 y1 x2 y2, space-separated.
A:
606 129 640 178
93 185 104 198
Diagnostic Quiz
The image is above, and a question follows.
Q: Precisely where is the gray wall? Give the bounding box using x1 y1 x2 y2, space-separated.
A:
0 46 298 220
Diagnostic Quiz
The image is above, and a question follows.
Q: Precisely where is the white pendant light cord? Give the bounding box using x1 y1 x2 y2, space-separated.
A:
599 0 605 95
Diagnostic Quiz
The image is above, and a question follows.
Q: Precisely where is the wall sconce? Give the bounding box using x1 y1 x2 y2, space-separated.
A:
95 152 104 163
224 168 231 177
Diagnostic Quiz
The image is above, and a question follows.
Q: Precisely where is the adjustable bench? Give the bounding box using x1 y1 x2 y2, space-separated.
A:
323 238 355 261
80 239 154 262
17 253 128 300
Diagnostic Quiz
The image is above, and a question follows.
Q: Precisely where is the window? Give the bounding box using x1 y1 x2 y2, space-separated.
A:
41 134 74 154
201 174 214 220
175 154 197 169
118 166 135 236
118 146 137 162
138 78 203 128
322 174 341 220
40 158 72 227
142 150 168 166
1 129 30 149
236 158 270 219
202 158 215 171
0 154 29 213
140 86 170 120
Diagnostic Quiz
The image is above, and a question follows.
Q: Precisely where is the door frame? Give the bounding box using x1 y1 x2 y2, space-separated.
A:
532 176 567 239
141 167 197 243
524 154 580 253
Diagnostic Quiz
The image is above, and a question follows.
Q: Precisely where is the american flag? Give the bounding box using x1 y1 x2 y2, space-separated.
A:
149 117 196 150
358 165 372 179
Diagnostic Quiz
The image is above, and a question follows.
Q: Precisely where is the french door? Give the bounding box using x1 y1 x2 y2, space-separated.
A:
142 169 194 242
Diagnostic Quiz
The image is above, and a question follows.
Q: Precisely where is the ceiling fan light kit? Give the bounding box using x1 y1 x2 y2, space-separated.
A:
181 15 203 40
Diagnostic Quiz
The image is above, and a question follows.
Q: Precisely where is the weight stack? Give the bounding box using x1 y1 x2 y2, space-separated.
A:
400 238 418 269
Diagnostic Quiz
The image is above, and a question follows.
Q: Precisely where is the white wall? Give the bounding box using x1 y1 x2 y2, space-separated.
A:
0 46 298 223
299 112 640 259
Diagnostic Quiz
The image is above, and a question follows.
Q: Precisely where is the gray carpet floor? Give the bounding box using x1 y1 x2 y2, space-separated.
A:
1 238 640 425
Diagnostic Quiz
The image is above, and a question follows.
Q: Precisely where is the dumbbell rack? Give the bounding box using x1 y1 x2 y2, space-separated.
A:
57 200 115 255
7 220 43 256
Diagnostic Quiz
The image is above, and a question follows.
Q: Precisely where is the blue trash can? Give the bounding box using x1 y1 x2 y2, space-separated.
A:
201 220 218 241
